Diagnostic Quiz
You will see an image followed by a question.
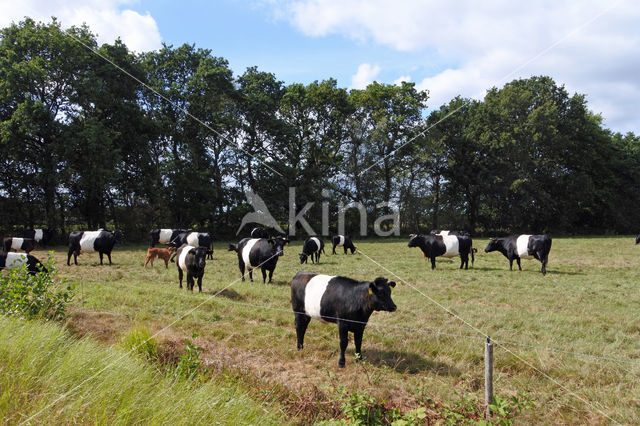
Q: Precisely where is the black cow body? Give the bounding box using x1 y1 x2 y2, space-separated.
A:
250 227 270 238
149 228 188 247
290 272 397 368
299 237 325 264
0 252 47 275
173 244 211 292
23 229 54 247
331 235 356 254
484 234 552 275
3 237 36 253
408 233 473 269
169 232 213 259
234 237 289 283
67 230 123 265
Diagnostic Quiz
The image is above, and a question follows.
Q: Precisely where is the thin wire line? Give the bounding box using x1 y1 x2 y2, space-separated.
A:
19 251 281 425
65 32 283 177
355 247 621 425
358 1 621 177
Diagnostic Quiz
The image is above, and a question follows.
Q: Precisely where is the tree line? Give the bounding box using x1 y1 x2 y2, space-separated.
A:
1 18 638 242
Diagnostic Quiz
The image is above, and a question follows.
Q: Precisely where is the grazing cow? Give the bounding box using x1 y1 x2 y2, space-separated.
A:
169 232 213 259
331 235 356 255
250 227 270 239
430 230 475 265
0 252 47 275
3 237 36 254
408 233 473 269
290 272 397 368
173 244 211 292
23 229 54 247
149 228 188 247
484 234 552 275
234 237 289 283
299 237 325 264
144 246 175 268
67 230 123 266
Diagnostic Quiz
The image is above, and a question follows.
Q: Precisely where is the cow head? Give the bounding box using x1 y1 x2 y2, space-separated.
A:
268 237 289 257
369 277 397 312
407 234 423 248
298 253 308 264
228 243 238 252
485 238 500 253
113 230 124 244
192 247 209 270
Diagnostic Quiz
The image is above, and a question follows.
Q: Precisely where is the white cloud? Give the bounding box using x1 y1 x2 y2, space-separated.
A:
393 75 411 85
0 0 162 52
351 63 381 89
275 0 640 132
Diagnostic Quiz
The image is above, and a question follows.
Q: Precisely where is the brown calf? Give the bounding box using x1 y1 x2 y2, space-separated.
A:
144 246 175 268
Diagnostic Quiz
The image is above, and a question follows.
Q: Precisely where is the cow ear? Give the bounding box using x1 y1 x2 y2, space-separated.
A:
267 239 274 245
388 281 396 288
368 282 377 295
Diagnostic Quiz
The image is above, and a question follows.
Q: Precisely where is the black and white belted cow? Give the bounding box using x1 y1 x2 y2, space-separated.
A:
169 232 213 259
331 235 356 255
0 252 47 275
231 236 289 283
299 237 325 264
408 233 473 269
3 237 36 254
67 230 123 266
290 272 397 368
23 229 54 247
173 244 212 292
484 234 552 275
149 228 189 247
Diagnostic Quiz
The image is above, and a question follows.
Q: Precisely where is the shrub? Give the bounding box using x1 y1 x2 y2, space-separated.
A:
0 254 72 321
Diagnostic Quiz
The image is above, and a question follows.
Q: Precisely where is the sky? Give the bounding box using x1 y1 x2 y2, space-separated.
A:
1 0 638 133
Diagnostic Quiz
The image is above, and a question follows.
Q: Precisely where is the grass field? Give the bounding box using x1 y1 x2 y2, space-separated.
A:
12 236 640 424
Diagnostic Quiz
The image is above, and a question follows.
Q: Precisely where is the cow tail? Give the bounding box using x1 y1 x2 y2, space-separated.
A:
471 247 475 265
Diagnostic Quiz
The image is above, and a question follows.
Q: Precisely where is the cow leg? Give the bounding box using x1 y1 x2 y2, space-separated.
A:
332 244 337 255
539 253 548 275
261 268 267 283
107 252 112 265
197 275 203 292
99 252 104 265
338 321 349 368
67 249 73 266
460 253 469 270
344 247 348 254
74 252 79 265
164 258 169 268
238 261 246 281
178 269 183 289
509 258 514 271
268 269 274 283
353 326 365 361
430 257 436 270
516 257 522 271
187 273 194 291
294 313 311 350
248 268 254 282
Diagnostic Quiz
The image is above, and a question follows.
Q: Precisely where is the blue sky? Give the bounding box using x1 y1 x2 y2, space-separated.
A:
1 0 639 133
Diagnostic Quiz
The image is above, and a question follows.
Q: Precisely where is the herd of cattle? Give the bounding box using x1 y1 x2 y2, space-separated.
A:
0 227 638 367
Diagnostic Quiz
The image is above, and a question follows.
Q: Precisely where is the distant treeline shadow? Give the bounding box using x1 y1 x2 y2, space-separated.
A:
361 349 460 377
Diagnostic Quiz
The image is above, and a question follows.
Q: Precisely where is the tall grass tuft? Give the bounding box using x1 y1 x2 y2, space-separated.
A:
0 316 284 425
120 325 158 361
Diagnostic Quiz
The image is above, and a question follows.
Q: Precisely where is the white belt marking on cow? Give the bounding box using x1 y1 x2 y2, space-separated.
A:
159 229 173 244
186 232 200 247
441 234 460 257
438 230 450 236
242 239 260 269
79 231 102 253
305 275 335 319
34 229 43 242
178 245 196 271
11 238 24 250
310 237 321 252
517 235 533 258
337 235 345 246
5 253 27 269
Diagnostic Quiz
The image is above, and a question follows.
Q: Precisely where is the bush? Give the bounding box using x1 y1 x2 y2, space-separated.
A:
0 254 72 321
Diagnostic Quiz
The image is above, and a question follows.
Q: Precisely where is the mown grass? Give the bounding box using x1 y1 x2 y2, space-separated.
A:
20 236 640 424
0 315 284 425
